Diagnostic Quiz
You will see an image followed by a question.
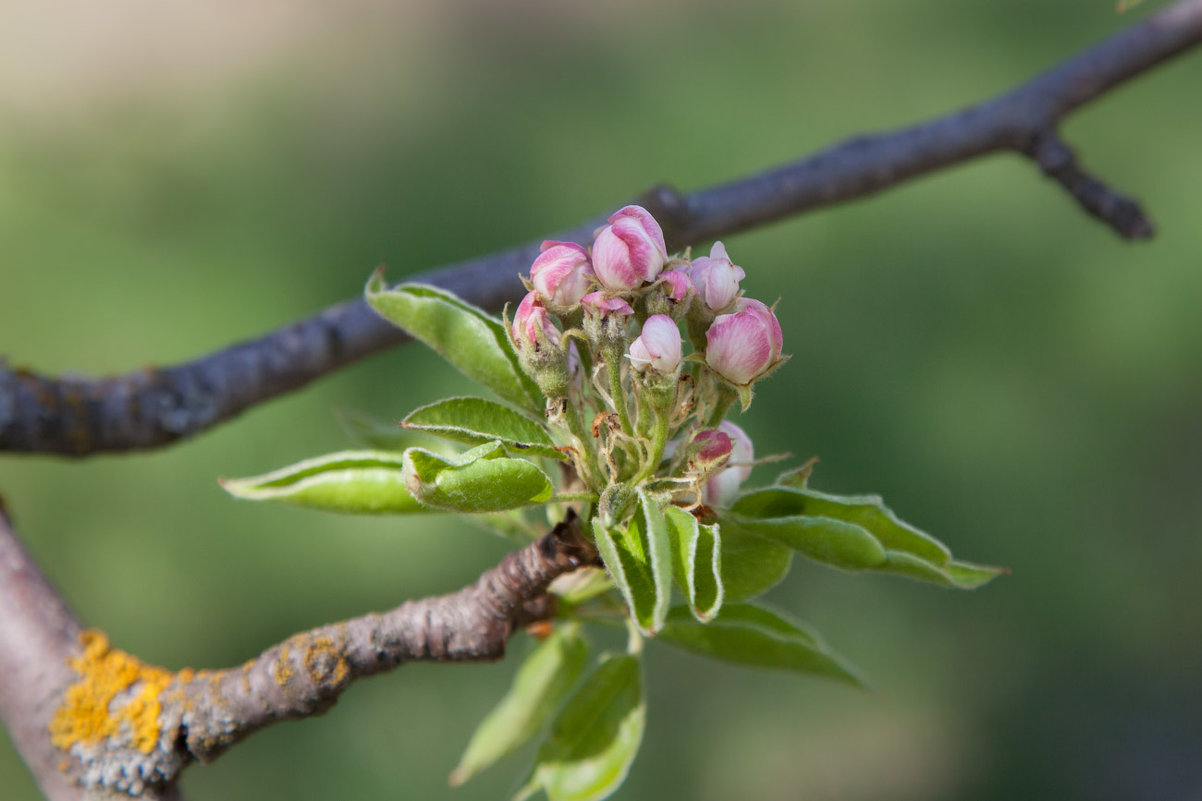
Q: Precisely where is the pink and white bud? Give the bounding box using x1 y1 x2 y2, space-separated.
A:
530 240 594 309
511 291 559 351
581 291 634 318
659 269 695 303
627 314 682 374
688 241 746 312
704 298 784 386
692 428 734 467
591 205 668 290
704 420 754 507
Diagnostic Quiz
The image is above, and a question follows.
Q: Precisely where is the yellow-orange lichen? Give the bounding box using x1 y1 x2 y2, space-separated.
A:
303 636 349 687
49 630 174 755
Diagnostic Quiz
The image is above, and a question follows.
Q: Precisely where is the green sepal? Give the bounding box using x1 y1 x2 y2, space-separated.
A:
402 396 563 460
220 451 427 514
732 486 950 564
365 276 542 412
450 625 589 787
590 490 672 636
403 441 553 512
664 506 723 622
657 604 866 688
516 654 645 801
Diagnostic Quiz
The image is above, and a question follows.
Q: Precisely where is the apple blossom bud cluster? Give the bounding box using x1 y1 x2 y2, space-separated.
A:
509 204 788 513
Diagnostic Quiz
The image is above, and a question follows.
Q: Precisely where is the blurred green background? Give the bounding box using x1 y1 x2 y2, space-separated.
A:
2 1 1200 799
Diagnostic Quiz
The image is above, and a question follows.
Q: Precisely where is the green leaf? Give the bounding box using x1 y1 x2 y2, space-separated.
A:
365 277 542 412
717 521 793 602
664 506 723 622
590 491 672 636
877 551 1005 589
657 604 866 687
722 512 887 571
451 625 589 787
521 654 645 801
733 486 950 565
220 451 428 514
332 406 412 451
403 396 563 460
403 441 553 512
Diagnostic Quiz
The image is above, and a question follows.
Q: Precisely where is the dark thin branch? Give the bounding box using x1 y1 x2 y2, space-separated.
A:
36 512 599 796
3 0 1201 456
0 501 183 800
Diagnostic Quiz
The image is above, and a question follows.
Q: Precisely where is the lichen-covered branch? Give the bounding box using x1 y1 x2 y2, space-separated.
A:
0 502 185 800
3 0 1200 457
42 512 598 796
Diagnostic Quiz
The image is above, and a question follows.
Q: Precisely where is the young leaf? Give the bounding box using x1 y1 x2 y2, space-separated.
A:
403 441 553 512
521 654 645 801
220 451 428 514
722 513 888 571
365 276 542 412
878 551 1005 589
332 406 412 451
403 396 563 460
733 486 950 564
657 604 866 687
591 491 672 637
664 506 723 622
718 523 793 603
450 625 589 787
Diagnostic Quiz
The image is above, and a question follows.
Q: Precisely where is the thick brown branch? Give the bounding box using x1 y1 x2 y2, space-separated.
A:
0 502 183 800
2 0 1200 457
41 512 598 795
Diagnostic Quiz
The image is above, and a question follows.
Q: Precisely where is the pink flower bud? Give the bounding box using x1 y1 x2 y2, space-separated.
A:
704 298 783 386
688 241 746 312
581 291 634 317
704 420 754 507
658 269 695 303
627 314 682 374
511 291 558 350
530 240 594 309
693 428 733 465
591 205 668 290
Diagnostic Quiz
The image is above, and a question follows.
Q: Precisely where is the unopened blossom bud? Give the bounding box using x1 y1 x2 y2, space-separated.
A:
591 205 668 290
704 421 754 507
530 240 594 309
692 428 733 468
511 291 558 351
688 241 745 312
704 298 784 386
580 291 634 318
628 314 682 374
659 269 694 304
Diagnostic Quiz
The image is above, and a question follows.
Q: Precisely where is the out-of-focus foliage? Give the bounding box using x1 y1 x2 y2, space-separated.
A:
1 1 1200 799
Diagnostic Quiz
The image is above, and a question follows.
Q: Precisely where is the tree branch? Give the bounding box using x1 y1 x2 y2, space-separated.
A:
28 510 598 797
0 500 186 800
2 0 1199 457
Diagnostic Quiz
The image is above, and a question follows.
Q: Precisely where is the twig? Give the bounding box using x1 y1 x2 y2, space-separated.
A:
35 511 597 796
0 2 1199 458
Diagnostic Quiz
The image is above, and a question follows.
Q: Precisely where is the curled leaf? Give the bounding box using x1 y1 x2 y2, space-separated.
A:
221 451 427 514
664 506 723 622
403 441 553 512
